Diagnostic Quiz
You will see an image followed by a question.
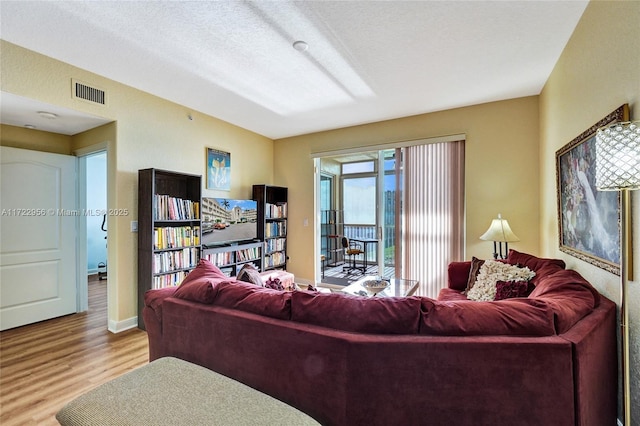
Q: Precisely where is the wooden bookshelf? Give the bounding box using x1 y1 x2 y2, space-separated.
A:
137 168 201 329
253 185 288 271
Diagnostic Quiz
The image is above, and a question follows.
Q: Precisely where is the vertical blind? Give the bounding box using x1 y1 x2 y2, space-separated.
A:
403 140 465 298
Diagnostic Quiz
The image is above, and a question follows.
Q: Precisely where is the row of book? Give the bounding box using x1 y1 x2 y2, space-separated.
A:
202 247 261 267
265 202 287 219
265 252 286 268
203 251 232 266
154 226 200 249
265 221 286 238
236 246 261 263
154 194 200 221
153 248 199 274
152 269 191 289
265 238 286 254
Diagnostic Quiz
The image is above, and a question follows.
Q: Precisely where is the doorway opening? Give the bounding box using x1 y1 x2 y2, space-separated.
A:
86 152 107 281
77 149 108 313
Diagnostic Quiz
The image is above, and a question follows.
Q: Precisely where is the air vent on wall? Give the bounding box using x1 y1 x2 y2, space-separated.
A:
72 79 107 106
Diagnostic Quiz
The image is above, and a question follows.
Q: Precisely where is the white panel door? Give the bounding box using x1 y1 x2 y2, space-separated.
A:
1 146 77 330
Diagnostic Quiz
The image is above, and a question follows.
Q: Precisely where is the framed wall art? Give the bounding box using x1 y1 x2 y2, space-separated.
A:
206 148 231 191
555 104 629 275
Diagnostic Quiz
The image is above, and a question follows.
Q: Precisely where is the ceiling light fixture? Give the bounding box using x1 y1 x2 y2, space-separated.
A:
37 111 58 119
292 40 308 52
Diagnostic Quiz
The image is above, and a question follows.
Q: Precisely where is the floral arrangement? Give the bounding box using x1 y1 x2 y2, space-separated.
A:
467 260 535 301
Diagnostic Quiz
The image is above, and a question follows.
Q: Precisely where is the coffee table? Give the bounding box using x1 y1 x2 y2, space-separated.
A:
341 275 419 298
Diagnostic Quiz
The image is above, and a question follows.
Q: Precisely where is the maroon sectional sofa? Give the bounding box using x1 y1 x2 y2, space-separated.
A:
143 250 616 425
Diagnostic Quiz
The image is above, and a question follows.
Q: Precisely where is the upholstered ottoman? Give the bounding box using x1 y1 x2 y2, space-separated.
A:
259 270 296 290
56 357 319 426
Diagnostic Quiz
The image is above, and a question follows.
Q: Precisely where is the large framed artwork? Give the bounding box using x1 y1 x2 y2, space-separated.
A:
206 148 231 191
555 104 629 275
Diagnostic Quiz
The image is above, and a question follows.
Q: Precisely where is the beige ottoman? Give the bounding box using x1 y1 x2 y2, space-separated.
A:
56 357 319 426
259 270 296 291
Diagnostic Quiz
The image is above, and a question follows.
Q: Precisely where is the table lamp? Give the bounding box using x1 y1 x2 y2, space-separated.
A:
595 119 639 426
479 213 520 259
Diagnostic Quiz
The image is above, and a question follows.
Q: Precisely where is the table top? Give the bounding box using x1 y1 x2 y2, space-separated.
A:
341 275 419 298
349 238 379 243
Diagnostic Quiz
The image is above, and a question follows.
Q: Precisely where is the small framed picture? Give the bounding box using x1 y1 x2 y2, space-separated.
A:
206 148 231 191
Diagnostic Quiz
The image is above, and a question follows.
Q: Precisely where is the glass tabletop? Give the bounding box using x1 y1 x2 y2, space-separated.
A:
341 275 419 298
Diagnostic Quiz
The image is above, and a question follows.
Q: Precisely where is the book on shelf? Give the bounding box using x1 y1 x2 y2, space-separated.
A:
265 237 286 253
265 202 287 219
202 251 233 267
154 226 200 249
220 267 234 277
264 251 286 268
152 270 191 289
152 247 199 274
265 221 286 238
154 194 200 221
236 246 260 262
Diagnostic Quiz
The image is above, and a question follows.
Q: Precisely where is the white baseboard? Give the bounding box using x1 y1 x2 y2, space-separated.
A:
108 316 138 333
295 277 314 286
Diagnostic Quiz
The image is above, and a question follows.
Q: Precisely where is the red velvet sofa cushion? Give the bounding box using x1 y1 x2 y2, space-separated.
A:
437 287 469 301
447 261 472 292
420 298 556 336
291 291 421 334
506 249 566 285
213 281 292 320
183 258 228 281
172 259 230 304
529 269 599 333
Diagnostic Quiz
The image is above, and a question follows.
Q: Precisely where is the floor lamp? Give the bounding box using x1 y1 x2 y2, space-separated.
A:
595 120 639 426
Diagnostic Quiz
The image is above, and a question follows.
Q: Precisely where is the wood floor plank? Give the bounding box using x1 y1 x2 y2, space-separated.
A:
0 280 149 425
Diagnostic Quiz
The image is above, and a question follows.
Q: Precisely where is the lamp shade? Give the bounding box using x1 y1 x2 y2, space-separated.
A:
479 214 520 242
595 121 640 190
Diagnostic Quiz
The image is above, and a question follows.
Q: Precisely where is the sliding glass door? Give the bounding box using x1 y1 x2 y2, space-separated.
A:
315 138 465 297
317 149 402 283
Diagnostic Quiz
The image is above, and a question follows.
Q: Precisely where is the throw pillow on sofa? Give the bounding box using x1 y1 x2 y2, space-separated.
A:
467 260 535 301
494 280 530 300
420 297 556 336
506 249 566 285
173 259 229 304
236 263 264 287
214 280 292 320
464 256 485 294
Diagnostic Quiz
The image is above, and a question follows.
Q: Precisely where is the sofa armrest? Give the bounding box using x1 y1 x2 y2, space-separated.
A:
144 287 178 325
143 287 178 361
448 261 471 291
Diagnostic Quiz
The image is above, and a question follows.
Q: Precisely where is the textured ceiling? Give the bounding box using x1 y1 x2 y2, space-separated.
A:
0 1 588 138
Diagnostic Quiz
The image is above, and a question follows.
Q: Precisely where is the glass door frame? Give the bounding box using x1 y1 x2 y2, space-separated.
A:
315 149 402 283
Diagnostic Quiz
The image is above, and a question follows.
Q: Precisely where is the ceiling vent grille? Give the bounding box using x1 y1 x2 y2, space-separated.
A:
72 79 106 106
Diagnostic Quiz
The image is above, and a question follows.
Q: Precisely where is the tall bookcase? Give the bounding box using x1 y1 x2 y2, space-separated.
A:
138 168 201 329
253 185 288 271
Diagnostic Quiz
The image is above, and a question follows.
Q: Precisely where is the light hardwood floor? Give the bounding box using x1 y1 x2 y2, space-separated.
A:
0 279 149 425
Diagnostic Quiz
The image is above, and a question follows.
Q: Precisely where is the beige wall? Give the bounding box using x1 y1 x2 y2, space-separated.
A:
1 41 274 330
1 124 72 154
539 1 639 421
275 96 541 283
